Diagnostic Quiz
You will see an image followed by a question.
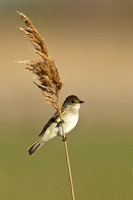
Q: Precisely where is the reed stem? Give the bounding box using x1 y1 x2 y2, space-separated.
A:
57 91 75 200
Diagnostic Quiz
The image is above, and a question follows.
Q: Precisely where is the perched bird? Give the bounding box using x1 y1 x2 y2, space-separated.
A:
28 95 84 155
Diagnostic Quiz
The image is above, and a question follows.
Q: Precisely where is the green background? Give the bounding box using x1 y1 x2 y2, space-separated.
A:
0 0 133 199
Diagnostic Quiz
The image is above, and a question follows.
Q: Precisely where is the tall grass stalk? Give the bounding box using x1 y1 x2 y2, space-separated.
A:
17 11 75 200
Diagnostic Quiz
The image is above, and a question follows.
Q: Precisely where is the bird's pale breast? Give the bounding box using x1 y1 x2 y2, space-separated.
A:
59 108 79 136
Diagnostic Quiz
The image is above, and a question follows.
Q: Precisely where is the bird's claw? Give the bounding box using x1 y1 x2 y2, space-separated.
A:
60 119 65 124
56 119 65 128
62 136 67 142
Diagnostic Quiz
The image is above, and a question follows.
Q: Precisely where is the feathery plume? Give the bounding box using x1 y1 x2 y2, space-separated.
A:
17 11 62 110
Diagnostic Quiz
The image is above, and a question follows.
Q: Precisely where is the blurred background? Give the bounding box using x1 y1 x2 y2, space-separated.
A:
0 0 133 199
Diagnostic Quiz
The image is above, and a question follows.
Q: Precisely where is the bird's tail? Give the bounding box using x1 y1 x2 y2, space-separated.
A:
28 139 44 155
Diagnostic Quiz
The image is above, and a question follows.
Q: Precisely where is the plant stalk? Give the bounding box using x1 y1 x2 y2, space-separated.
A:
57 91 75 200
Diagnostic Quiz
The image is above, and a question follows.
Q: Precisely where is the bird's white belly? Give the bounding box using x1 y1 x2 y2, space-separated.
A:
59 112 79 136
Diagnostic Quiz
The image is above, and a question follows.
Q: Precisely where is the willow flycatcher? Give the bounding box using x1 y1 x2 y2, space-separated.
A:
28 95 84 155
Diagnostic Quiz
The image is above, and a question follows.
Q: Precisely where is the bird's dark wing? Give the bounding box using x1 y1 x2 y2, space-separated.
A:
38 107 65 137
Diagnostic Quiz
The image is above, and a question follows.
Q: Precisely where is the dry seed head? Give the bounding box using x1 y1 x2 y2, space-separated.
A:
17 11 63 110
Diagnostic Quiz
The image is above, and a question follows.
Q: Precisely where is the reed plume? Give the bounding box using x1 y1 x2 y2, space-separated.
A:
17 11 62 110
17 12 75 200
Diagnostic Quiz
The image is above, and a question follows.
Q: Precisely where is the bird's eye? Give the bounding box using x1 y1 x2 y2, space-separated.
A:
71 100 75 103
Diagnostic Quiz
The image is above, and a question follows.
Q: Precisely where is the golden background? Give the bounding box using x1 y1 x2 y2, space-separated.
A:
0 0 133 199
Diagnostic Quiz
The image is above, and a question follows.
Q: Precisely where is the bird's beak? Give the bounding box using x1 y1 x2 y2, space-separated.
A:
79 100 84 104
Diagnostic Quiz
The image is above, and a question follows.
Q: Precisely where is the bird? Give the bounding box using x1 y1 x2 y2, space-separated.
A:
28 95 84 155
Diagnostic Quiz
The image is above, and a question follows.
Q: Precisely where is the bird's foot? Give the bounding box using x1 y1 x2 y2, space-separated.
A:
56 119 65 128
62 136 67 142
60 119 65 124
